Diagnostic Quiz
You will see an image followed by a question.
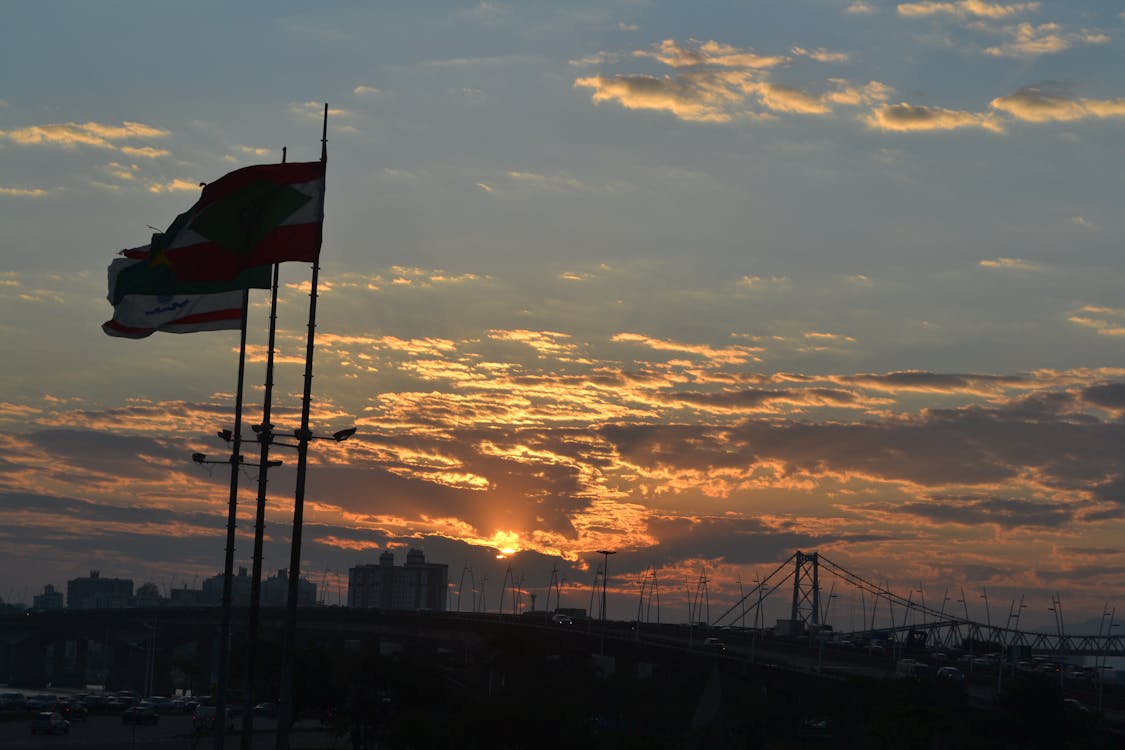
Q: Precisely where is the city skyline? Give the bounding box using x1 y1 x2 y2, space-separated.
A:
2 1 1124 632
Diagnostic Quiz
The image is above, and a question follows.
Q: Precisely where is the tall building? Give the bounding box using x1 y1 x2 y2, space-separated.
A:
262 569 317 607
199 567 317 607
33 584 64 611
201 567 252 606
67 571 133 609
348 549 448 611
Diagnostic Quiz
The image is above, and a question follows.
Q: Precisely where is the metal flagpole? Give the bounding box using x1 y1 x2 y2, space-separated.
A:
214 288 250 750
276 105 328 750
240 260 281 748
239 147 287 750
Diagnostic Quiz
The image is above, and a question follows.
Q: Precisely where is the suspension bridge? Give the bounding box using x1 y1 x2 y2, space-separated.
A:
702 551 1125 660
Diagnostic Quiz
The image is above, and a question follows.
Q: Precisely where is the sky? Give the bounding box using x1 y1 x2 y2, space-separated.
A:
1 0 1124 632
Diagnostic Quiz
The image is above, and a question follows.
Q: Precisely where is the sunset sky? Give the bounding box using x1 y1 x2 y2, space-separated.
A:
2 0 1124 630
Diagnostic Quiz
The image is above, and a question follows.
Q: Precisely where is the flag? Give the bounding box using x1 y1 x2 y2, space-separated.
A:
103 255 253 338
110 160 324 301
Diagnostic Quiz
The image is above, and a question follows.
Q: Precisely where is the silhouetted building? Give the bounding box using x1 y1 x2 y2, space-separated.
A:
198 567 317 607
348 549 448 611
33 584 64 611
262 569 317 606
201 567 251 606
169 586 208 607
67 570 133 609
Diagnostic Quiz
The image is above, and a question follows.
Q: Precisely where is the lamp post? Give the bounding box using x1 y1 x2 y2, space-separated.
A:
205 423 354 750
1048 593 1065 688
1099 608 1117 712
596 550 615 655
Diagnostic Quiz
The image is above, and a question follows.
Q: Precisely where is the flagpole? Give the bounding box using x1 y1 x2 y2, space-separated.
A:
239 143 287 750
240 259 281 749
276 105 328 750
214 288 250 750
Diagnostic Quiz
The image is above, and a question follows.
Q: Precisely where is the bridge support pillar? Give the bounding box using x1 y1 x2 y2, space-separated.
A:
10 638 49 687
74 637 89 686
789 551 821 628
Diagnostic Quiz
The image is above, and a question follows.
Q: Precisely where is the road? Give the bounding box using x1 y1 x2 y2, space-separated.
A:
0 713 339 750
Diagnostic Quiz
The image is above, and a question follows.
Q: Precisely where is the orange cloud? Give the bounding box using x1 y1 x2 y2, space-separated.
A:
991 85 1125 122
864 103 1004 132
896 0 1039 19
0 121 168 149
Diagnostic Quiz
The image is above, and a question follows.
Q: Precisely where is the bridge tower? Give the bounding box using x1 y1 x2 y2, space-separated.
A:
790 551 821 627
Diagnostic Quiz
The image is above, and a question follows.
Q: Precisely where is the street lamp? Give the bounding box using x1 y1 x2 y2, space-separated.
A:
1048 593 1065 688
207 420 354 750
596 550 616 655
217 424 357 447
1100 608 1117 712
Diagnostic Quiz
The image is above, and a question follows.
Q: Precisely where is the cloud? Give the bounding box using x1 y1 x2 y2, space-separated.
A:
575 72 747 123
846 1 878 13
882 496 1075 529
612 332 763 365
834 371 1031 396
635 39 788 70
119 146 169 159
979 257 1042 271
488 329 577 358
1068 306 1125 337
864 102 1004 132
991 85 1125 123
0 186 49 197
0 121 169 150
353 85 381 95
575 39 883 123
984 23 1110 57
792 46 850 63
896 0 1040 19
147 178 202 194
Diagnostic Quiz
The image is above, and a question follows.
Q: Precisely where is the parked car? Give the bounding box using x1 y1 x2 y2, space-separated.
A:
1063 698 1090 714
26 694 58 711
31 711 70 735
0 692 27 711
56 700 88 722
702 637 726 652
253 701 278 718
936 666 965 682
551 613 574 625
194 704 238 732
145 695 173 711
122 704 159 725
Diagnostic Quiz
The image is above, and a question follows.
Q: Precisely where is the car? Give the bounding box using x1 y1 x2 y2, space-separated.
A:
1 692 27 712
26 694 58 711
702 637 726 652
31 711 70 735
56 700 88 722
193 704 236 732
936 666 965 682
146 695 173 711
551 613 574 625
253 701 278 718
122 704 159 725
1062 698 1090 714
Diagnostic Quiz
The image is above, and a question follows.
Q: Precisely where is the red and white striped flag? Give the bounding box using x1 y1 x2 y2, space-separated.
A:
102 255 246 339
